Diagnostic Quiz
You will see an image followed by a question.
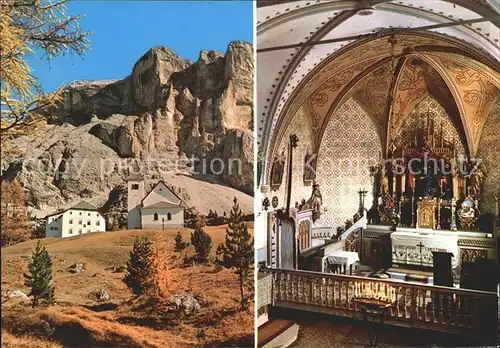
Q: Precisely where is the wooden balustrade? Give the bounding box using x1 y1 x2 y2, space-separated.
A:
260 267 497 338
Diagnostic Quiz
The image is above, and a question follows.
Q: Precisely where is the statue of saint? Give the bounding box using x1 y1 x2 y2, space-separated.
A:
469 165 485 200
307 182 323 222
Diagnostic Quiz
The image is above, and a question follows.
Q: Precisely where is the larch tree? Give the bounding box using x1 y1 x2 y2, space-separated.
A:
218 198 254 309
0 0 90 152
124 234 172 300
24 240 56 307
1 179 31 247
146 233 172 299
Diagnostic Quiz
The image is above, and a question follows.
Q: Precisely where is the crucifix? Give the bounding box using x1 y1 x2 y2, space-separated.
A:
417 242 425 254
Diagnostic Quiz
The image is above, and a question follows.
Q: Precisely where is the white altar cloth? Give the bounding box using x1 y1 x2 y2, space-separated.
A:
391 231 458 268
326 250 359 266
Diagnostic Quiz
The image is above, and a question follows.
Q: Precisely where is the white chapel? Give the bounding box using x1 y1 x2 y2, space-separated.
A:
127 173 185 229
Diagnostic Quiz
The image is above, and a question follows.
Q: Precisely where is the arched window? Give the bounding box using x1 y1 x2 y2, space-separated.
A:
154 213 159 221
167 212 172 221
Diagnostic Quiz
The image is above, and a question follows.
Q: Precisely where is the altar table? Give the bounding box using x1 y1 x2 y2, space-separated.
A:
325 250 360 275
391 231 458 268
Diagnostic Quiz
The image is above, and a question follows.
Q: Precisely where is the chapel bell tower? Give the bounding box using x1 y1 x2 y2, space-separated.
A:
127 172 145 229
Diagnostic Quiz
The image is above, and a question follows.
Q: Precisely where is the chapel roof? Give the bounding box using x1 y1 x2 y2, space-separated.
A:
141 181 183 205
142 201 183 209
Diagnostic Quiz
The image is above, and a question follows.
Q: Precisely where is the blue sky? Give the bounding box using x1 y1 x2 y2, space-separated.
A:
29 1 254 92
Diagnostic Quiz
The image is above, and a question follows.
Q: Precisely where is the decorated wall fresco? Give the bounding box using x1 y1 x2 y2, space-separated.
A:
315 98 382 228
477 98 500 215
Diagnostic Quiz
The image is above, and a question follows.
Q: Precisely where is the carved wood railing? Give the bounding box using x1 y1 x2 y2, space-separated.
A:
260 267 497 338
340 215 367 241
312 215 367 240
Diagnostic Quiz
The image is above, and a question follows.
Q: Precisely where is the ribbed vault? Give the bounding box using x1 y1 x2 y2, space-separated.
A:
257 0 500 186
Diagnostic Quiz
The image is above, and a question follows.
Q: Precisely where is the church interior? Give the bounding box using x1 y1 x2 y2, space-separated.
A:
255 1 500 346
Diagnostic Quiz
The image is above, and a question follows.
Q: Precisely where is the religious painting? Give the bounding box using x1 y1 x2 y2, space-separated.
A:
303 152 317 185
298 220 311 251
416 198 436 229
270 151 285 191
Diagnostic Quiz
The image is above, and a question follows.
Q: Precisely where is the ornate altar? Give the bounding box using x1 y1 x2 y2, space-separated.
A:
369 108 484 232
416 198 436 229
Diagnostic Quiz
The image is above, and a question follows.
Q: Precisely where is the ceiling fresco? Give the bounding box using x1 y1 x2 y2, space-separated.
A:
428 52 500 154
257 0 500 163
263 32 500 183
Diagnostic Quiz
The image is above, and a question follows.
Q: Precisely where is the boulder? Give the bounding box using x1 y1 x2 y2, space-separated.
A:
68 263 85 273
97 289 110 301
88 288 110 302
168 292 201 315
7 290 28 299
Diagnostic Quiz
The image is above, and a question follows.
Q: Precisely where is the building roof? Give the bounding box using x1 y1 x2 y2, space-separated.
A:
45 201 100 218
140 181 183 205
127 172 144 181
142 201 183 209
70 201 98 211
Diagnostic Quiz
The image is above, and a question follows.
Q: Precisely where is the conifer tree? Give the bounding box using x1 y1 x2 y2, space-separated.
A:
124 236 154 295
24 240 55 307
174 231 189 252
191 218 212 263
219 198 254 309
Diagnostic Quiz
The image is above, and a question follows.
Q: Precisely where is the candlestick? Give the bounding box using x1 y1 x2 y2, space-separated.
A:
451 198 457 231
437 197 441 230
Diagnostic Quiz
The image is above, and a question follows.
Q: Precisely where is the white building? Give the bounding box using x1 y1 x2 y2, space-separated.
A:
127 174 185 229
45 201 106 238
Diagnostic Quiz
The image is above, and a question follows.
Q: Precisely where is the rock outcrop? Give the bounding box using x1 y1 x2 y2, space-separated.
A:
1 41 254 219
168 292 201 315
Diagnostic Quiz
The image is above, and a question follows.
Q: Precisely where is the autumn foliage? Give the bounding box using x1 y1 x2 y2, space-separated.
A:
124 234 172 299
0 0 90 151
1 179 31 247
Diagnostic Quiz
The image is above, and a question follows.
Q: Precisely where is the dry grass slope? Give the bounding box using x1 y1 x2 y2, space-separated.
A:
1 225 254 347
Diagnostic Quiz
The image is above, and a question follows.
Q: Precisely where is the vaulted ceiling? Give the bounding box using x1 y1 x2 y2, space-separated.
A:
257 0 500 183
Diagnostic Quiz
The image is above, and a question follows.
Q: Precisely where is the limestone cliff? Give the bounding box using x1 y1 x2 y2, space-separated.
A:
1 41 254 220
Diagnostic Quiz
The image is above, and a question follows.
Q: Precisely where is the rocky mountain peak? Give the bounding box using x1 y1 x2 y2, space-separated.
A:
2 41 254 221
